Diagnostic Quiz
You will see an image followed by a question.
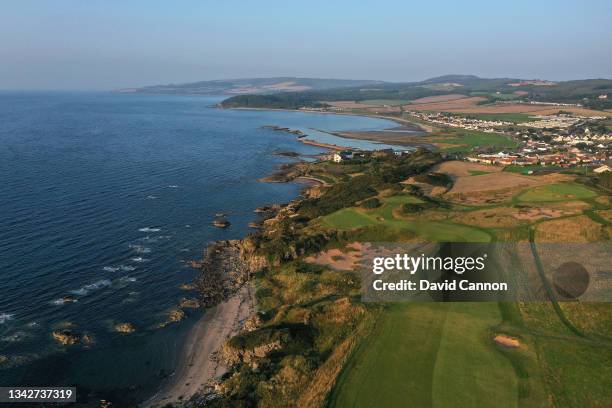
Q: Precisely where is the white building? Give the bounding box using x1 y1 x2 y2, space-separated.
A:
594 165 611 174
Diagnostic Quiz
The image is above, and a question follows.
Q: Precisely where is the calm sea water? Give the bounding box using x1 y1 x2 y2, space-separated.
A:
0 92 396 405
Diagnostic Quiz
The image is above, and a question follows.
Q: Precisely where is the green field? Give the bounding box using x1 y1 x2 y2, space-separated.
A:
321 195 492 242
322 208 378 229
517 183 597 203
359 99 412 106
471 92 521 101
468 169 492 176
329 303 523 408
430 129 519 153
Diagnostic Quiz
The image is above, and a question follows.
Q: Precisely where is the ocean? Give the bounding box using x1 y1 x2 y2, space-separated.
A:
0 91 398 405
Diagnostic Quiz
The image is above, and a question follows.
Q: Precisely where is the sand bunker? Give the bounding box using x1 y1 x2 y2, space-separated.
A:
305 242 365 271
494 334 520 348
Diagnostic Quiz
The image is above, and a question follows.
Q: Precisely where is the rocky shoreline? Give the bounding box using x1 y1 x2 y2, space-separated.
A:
147 167 318 406
194 240 266 308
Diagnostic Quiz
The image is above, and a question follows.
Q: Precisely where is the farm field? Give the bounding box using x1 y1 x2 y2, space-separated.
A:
449 104 612 117
404 96 486 111
358 99 413 106
408 93 468 104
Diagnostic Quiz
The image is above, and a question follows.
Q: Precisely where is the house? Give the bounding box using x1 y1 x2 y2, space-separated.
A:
332 150 354 163
594 165 611 174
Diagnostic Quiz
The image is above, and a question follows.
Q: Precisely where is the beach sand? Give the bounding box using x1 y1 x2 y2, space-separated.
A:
145 285 254 407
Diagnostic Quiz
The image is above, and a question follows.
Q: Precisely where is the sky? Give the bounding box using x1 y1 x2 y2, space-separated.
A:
1 0 611 90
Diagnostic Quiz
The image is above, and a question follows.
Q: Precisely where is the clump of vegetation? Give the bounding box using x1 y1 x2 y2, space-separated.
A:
402 202 429 213
414 172 452 187
360 197 381 209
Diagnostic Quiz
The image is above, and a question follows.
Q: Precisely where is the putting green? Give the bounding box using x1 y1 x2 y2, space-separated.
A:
517 183 596 203
322 208 378 229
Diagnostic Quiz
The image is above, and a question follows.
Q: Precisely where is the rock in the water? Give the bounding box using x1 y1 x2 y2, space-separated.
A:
114 323 136 333
52 329 80 345
179 283 196 291
212 219 230 228
168 309 186 322
179 298 201 309
82 334 95 345
61 295 78 304
0 355 8 365
254 204 281 213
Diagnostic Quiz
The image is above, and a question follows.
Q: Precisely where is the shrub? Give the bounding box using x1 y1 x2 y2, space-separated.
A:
360 197 381 209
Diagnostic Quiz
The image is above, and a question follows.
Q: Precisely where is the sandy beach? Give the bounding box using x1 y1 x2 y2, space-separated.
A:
145 285 254 407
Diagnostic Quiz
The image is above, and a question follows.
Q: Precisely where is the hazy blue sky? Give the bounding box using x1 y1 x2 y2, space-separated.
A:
1 0 610 90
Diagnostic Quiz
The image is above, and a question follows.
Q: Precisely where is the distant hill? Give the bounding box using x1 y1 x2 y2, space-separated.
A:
118 77 384 95
220 75 612 110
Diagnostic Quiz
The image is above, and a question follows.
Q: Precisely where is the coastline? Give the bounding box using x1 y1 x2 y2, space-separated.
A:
141 107 415 406
228 105 427 133
228 106 432 150
145 285 254 407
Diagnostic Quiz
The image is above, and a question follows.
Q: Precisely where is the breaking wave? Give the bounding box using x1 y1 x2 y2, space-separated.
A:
128 244 151 254
138 227 161 232
103 265 136 272
0 313 14 324
70 279 112 296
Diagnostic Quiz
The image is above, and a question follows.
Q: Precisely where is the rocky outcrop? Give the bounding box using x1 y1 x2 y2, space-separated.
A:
52 329 80 345
255 204 282 214
194 240 267 308
168 309 186 322
114 323 136 333
221 330 286 367
212 218 231 228
243 313 263 332
157 308 187 329
179 298 201 309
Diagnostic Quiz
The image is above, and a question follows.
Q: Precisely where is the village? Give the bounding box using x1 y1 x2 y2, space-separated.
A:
403 111 610 172
330 110 611 174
